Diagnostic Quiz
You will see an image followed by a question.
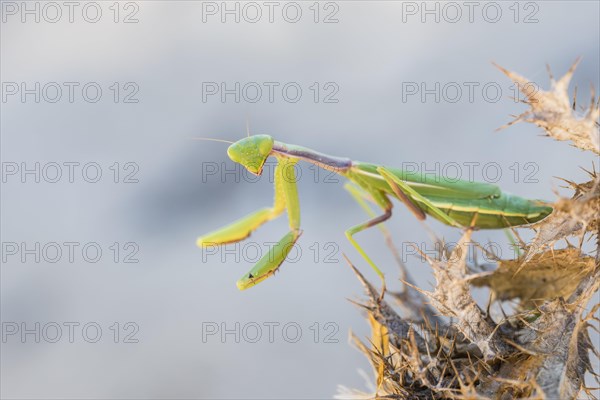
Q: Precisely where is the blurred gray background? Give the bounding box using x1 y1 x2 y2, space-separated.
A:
1 1 598 398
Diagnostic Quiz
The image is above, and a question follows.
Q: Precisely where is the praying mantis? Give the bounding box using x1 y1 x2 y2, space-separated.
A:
197 134 553 291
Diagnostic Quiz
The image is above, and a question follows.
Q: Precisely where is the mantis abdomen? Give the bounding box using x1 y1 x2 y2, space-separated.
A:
414 193 552 229
349 162 553 229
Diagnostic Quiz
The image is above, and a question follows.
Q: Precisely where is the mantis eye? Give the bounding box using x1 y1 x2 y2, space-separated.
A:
258 136 274 156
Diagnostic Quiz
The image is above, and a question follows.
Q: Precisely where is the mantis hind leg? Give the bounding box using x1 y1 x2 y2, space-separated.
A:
503 228 522 257
345 183 408 274
345 183 392 236
344 182 392 295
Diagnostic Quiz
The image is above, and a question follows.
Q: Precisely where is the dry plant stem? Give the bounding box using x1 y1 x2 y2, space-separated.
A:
495 59 599 154
345 256 434 354
380 225 443 326
420 228 511 360
524 172 600 262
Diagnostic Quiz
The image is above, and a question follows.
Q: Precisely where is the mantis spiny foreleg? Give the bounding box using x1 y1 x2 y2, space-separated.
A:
198 156 302 289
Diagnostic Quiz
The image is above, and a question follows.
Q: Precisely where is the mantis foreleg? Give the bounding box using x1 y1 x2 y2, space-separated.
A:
196 208 277 246
237 157 302 289
198 156 302 290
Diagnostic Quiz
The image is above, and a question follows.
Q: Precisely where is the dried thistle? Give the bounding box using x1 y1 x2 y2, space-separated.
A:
495 59 599 154
341 62 599 400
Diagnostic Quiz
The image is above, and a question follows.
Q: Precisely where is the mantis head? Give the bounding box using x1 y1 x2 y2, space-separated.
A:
227 134 274 175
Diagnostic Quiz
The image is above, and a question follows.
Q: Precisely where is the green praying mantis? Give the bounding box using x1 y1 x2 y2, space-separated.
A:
197 134 553 291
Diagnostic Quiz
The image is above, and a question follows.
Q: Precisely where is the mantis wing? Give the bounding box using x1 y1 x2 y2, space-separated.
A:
354 162 502 200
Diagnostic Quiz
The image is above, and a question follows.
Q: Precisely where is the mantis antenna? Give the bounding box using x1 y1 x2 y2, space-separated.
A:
189 137 234 144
